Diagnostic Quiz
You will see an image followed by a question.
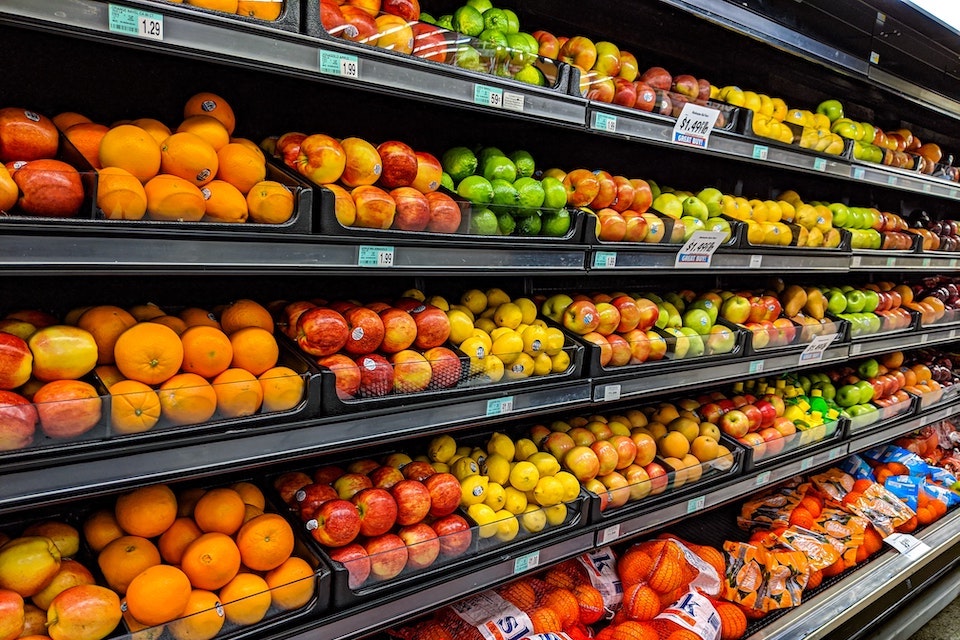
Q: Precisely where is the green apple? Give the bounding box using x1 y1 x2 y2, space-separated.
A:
541 294 573 322
653 193 683 220
704 217 731 240
664 327 689 359
682 308 713 335
720 295 751 324
845 290 866 313
647 179 661 200
826 290 847 315
663 293 686 313
681 216 706 241
705 325 736 355
681 196 709 222
855 380 874 404
696 187 723 213
828 203 850 228
861 290 879 313
816 99 844 122
679 327 705 357
835 384 861 407
857 358 879 379
689 299 719 324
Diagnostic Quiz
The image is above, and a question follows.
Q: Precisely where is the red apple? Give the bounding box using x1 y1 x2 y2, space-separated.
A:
296 482 340 521
329 542 371 589
320 1 352 38
298 307 349 357
699 402 725 424
564 444 601 482
307 498 362 547
409 303 450 349
297 133 345 184
590 170 617 210
369 464 405 489
611 295 641 333
377 141 418 189
558 36 598 71
339 137 382 188
606 333 632 367
0 319 36 341
612 77 638 107
582 332 612 367
422 472 460 518
594 302 621 336
645 329 667 361
0 333 32 390
0 589 23 640
631 432 657 466
639 66 672 91
772 417 796 438
399 522 440 570
623 463 651 501
333 472 373 500
14 159 84 217
697 79 711 101
401 460 435 482
755 400 777 429
342 306 385 355
596 209 626 242
411 151 442 193
591 439 619 476
355 353 394 397
631 81 657 112
562 299 601 335
740 404 763 432
352 487 398 537
339 5 378 41
610 176 635 213
720 409 749 438
739 432 767 458
0 389 36 451
378 307 417 353
46 585 121 640
644 461 669 495
381 0 419 21
608 434 638 470
424 191 462 233
274 471 312 506
411 23 447 63
672 74 699 99
352 184 396 229
365 533 408 580
431 513 472 558
619 51 639 81
423 346 461 389
390 349 432 392
276 132 307 168
634 298 660 331
562 168 600 207
0 107 58 162
391 479 431 525
532 30 560 59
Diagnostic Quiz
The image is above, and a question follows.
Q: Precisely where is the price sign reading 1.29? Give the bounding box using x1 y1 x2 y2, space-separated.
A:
672 103 721 148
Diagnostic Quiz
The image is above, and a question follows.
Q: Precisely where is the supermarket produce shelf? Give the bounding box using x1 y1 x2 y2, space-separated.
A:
848 325 960 358
589 246 851 272
850 251 960 272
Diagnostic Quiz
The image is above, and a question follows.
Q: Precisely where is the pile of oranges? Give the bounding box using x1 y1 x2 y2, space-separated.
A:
57 92 294 225
87 480 315 638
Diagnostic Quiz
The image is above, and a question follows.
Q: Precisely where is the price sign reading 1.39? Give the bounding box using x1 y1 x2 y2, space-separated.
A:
672 103 721 148
674 231 727 268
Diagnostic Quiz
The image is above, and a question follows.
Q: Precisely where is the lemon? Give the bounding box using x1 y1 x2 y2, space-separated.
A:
460 335 488 375
483 482 506 510
533 352 553 376
402 288 425 301
460 475 489 506
482 453 511 485
449 304 475 322
484 287 511 308
514 438 538 462
555 471 582 502
544 503 567 526
433 462 450 473
527 452 561 478
549 351 571 374
543 327 565 356
487 432 516 461
520 504 547 533
484 354 505 382
446 309 475 345
520 324 546 355
461 289 488 315
451 456 480 481
509 460 540 492
533 476 564 507
493 302 523 329
467 503 498 538
506 352 535 379
471 328 493 350
503 486 528 515
492 330 523 365
424 295 449 311
428 434 457 463
494 510 520 542
489 326 515 341
456 445 473 458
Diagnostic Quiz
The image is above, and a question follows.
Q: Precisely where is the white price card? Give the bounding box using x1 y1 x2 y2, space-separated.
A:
602 384 621 402
674 231 727 268
108 5 163 40
884 533 930 560
798 333 836 365
598 524 621 545
800 457 813 471
319 51 359 78
513 551 540 574
593 112 618 132
852 255 862 267
502 92 524 113
749 254 763 268
474 84 503 108
593 251 617 268
357 245 394 267
486 396 514 416
850 344 862 355
672 103 720 148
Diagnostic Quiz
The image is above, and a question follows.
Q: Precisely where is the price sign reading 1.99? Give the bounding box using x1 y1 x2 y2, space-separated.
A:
672 103 721 148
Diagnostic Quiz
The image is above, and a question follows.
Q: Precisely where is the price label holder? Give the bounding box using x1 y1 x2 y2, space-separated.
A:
853 167 866 180
922 258 932 267
601 384 621 402
594 251 617 269
827 447 843 461
886 256 897 267
108 5 163 40
884 533 930 560
755 470 772 486
486 396 514 417
920 333 930 344
852 255 863 268
671 103 720 149
800 457 814 471
473 84 503 108
813 158 827 172
850 343 862 356
949 328 958 340
598 524 622 546
749 360 764 374
687 495 706 514
923 183 933 193
674 231 727 268
950 188 959 199
358 245 394 267
951 259 959 268
798 333 837 365
887 175 898 186
513 551 540 574
750 255 763 268
593 112 618 132
319 50 360 78
752 145 769 160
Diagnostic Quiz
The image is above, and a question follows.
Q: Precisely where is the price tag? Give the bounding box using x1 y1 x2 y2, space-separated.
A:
750 255 763 268
357 245 394 267
828 447 842 461
850 343 862 356
799 333 837 365
813 158 827 172
108 5 163 40
852 255 862 267
598 524 622 545
922 258 932 267
887 175 897 186
870 51 881 64
319 50 359 78
674 231 727 268
884 533 930 560
886 257 897 267
756 471 772 486
853 167 866 180
749 360 764 374
686 496 706 513
593 112 618 132
920 333 930 344
474 84 503 108
752 145 769 160
951 259 958 268
486 396 514 416
513 551 540 574
602 384 621 402
950 329 958 340
672 103 720 148
950 188 959 199
594 251 617 269
923 183 933 193
800 457 814 471
502 92 524 113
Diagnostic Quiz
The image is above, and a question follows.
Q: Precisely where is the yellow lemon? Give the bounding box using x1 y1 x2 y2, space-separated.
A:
425 295 449 311
494 510 520 542
509 460 540 492
449 304 475 321
475 317 497 335
503 486 528 515
533 352 553 376
513 297 538 324
446 309 475 345
451 456 480 480
428 434 457 463
506 352 535 379
491 330 523 365
521 324 548 355
484 354 505 382
544 503 567 526
483 482 506 510
514 438 538 461
402 288 425 301
460 474 489 506
555 471 582 502
487 432 516 461
533 476 564 507
461 289 487 314
550 351 571 374
471 328 493 350
493 303 523 329
459 335 488 375
482 453 511 485
467 503 498 538
543 327 565 356
485 287 511 307
520 504 547 533
527 452 561 478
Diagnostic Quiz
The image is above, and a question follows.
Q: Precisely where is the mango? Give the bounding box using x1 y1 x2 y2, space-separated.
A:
0 537 61 597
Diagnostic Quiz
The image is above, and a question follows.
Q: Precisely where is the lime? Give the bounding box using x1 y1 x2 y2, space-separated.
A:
442 146 478 182
541 209 571 237
490 178 519 210
477 146 505 168
647 179 661 200
452 5 484 36
419 12 436 24
483 155 517 183
502 8 520 34
541 176 567 210
454 44 482 70
510 150 536 178
505 33 532 64
514 176 545 209
483 8 509 31
465 0 493 12
519 32 539 55
470 207 499 235
436 14 454 30
497 212 517 235
514 64 546 86
440 172 455 191
478 28 508 51
457 175 494 204
516 212 542 235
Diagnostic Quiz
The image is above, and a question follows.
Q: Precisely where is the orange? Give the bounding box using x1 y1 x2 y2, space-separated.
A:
161 132 218 187
183 92 236 135
77 305 138 365
216 143 266 194
64 122 108 168
109 379 161 434
83 509 125 553
98 535 161 594
129 302 167 321
258 366 305 413
665 630 701 640
96 365 127 389
181 532 242 590
691 544 725 581
0 164 18 212
115 483 178 537
230 137 265 160
264 556 315 610
122 602 165 640
788 506 815 529
200 179 248 223
219 572 271 625
159 517 204 565
99 124 162 182
130 117 172 145
807 569 823 590
647 554 683 594
229 327 279 376
609 621 659 640
114 322 184 385
573 583 605 625
798 496 822 518
125 564 192 626
540 588 579 628
180 325 233 378
497 580 537 611
193 487 246 535
167 589 224 640
529 607 562 634
149 315 189 335
246 180 294 224
97 166 148 220
714 601 747 640
177 115 230 151
236 513 294 571
53 111 92 131
178 487 207 518
617 548 653 586
544 560 585 591
220 299 274 335
622 582 660 621
244 504 265 523
231 481 265 510
180 307 222 329
237 0 282 19
144 173 206 222
212 368 263 417
159 373 218 426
